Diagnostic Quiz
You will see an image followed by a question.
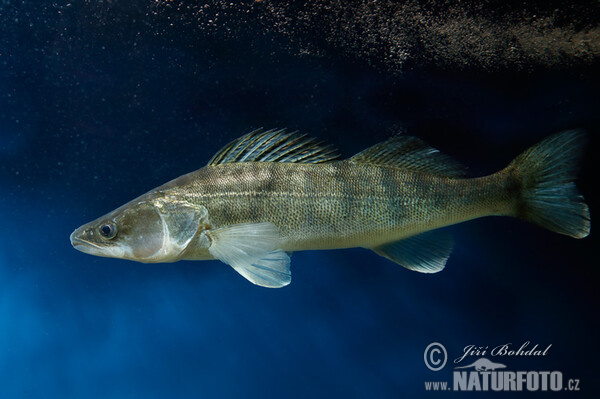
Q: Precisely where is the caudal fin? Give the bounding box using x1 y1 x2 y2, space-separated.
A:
507 130 590 238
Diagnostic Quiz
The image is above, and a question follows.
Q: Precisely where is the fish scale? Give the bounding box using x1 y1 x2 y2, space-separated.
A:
166 162 508 251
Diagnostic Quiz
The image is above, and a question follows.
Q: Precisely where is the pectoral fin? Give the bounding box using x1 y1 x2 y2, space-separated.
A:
207 222 291 288
372 230 454 273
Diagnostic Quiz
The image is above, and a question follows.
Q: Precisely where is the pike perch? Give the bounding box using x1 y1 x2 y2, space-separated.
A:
70 129 590 287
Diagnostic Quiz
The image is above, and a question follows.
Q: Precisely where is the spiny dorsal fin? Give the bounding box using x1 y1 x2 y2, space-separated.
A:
208 128 340 166
349 134 468 177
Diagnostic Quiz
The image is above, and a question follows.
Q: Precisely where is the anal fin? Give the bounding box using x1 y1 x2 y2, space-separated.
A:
372 230 454 273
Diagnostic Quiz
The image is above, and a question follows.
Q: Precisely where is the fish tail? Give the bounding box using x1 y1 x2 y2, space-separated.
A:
506 130 590 238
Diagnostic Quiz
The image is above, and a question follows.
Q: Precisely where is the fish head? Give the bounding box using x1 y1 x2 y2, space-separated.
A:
70 193 209 263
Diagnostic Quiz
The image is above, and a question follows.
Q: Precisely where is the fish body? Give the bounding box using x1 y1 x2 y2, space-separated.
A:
71 129 590 287
164 162 510 252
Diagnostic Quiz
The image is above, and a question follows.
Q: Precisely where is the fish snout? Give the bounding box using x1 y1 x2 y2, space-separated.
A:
70 225 100 254
70 225 88 247
69 229 79 247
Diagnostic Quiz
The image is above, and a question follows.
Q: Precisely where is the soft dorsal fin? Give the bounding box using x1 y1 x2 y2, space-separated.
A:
349 134 468 177
208 128 340 166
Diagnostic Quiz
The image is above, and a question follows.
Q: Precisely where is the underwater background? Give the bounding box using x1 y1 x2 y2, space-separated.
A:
1 1 599 398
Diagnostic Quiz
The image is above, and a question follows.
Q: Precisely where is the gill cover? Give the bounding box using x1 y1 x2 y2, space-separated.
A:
144 199 207 262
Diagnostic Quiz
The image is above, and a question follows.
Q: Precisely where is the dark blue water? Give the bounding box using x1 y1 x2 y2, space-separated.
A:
1 2 598 398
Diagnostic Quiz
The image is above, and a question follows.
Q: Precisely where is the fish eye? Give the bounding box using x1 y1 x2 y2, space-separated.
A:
98 223 117 239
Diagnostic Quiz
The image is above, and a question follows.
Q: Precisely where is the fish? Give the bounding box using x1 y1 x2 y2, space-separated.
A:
70 128 591 288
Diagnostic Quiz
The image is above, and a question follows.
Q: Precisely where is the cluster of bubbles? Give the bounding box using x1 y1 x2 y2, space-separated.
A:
148 0 600 73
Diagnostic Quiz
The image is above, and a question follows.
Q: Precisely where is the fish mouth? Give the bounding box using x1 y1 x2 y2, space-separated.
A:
70 230 104 253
